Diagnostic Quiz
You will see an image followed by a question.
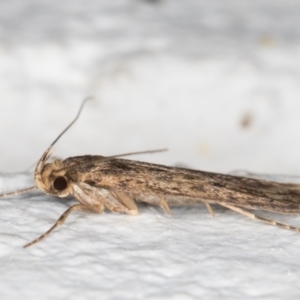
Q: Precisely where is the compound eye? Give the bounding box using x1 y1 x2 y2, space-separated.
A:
53 176 68 191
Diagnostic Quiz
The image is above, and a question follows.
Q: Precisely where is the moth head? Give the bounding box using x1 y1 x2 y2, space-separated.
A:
32 99 92 198
35 158 72 197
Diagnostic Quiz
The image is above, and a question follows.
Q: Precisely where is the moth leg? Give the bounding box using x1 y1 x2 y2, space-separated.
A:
220 203 300 233
23 203 104 248
159 197 173 216
73 183 138 216
204 202 215 217
136 195 172 216
97 189 138 215
112 191 139 215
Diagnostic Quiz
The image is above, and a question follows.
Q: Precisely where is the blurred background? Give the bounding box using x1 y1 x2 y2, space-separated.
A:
1 0 300 175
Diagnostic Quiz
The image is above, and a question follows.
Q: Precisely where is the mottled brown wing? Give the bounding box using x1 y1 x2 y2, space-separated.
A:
62 155 300 213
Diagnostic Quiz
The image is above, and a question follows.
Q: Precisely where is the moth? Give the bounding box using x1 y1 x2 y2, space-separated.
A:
1 99 300 248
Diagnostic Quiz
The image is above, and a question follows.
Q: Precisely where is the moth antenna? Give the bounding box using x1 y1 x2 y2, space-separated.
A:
34 97 93 183
0 186 38 198
50 97 93 148
105 148 168 160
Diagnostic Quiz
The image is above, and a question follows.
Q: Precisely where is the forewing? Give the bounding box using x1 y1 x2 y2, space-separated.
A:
65 156 300 213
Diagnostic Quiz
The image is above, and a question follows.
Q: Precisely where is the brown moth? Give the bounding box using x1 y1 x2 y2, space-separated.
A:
1 99 300 248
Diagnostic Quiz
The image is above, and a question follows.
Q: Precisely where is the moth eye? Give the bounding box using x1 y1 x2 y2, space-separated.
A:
53 176 68 191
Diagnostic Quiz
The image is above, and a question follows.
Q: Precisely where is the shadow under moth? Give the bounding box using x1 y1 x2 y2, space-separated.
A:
1 99 300 248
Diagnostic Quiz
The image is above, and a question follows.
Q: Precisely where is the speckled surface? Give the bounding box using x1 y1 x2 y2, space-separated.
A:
1 1 300 299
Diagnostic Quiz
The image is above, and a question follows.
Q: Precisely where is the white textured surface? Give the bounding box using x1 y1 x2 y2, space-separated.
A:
1 1 300 299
